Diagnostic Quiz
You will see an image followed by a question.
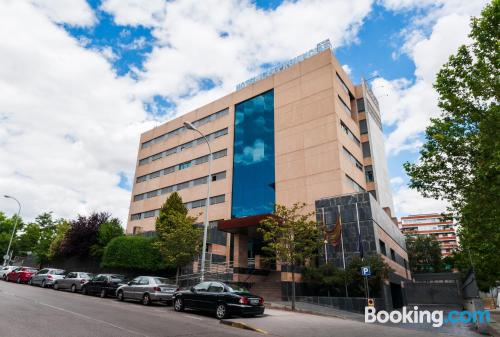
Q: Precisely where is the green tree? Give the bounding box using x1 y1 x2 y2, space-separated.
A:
102 236 165 271
0 212 25 261
33 213 58 265
406 235 443 273
344 255 392 298
302 264 347 296
90 218 124 258
48 220 71 260
14 223 40 255
155 192 202 284
259 203 322 310
403 1 499 290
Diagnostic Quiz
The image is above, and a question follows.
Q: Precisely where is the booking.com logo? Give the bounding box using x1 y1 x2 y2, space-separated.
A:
365 306 491 327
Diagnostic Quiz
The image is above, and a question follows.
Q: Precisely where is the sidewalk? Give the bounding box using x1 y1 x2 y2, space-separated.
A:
266 300 365 321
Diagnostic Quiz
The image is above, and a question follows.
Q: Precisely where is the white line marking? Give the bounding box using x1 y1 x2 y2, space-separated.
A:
39 302 151 337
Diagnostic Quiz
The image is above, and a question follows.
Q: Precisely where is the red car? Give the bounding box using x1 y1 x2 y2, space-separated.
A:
7 267 38 284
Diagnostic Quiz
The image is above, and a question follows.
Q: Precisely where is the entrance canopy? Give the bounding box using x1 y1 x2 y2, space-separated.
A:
217 214 273 237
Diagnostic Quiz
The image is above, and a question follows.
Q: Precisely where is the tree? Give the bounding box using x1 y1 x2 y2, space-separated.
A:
406 235 443 273
14 223 40 256
344 255 392 298
155 193 202 284
101 236 165 271
0 212 25 260
90 218 124 258
259 203 322 310
403 1 499 290
48 220 70 260
302 264 347 296
32 213 58 265
59 212 112 258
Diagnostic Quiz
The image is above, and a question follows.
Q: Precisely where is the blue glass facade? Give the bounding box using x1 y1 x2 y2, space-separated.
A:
232 90 275 218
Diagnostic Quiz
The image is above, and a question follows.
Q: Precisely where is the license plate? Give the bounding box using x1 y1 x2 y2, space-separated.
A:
160 288 173 292
250 299 259 305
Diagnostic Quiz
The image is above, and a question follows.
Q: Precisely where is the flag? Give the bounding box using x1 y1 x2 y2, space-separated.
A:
330 211 343 247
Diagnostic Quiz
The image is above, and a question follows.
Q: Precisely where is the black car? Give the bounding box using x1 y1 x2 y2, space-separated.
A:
81 274 127 298
173 281 264 319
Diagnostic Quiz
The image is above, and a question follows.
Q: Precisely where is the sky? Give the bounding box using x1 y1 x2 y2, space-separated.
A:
0 0 489 225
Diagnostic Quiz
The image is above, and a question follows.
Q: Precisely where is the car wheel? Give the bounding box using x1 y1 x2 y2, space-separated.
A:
41 280 46 288
71 284 77 293
215 303 228 320
82 286 88 295
174 298 184 312
16 277 21 284
2 275 6 281
28 278 32 285
53 282 59 290
100 289 106 298
142 294 151 306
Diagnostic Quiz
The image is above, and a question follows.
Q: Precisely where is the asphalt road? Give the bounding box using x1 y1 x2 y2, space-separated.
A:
0 280 257 337
0 281 476 337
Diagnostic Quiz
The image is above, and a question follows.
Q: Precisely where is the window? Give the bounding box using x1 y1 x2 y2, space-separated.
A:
212 149 227 159
193 177 208 186
338 95 352 117
211 195 225 205
365 165 374 183
379 240 387 256
212 171 226 182
131 213 141 221
345 175 365 193
336 73 350 96
342 147 363 171
152 153 163 161
208 282 224 293
144 210 156 218
362 141 371 158
359 119 368 134
179 161 192 170
150 171 161 179
177 182 190 190
340 121 360 146
356 98 365 112
390 248 396 261
132 226 143 234
232 90 275 218
194 282 210 292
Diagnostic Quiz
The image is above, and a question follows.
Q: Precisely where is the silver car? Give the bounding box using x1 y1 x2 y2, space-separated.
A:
0 266 19 280
30 268 66 288
53 272 94 292
116 276 177 305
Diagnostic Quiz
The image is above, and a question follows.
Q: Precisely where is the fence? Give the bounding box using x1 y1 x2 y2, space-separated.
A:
177 261 234 288
292 296 384 314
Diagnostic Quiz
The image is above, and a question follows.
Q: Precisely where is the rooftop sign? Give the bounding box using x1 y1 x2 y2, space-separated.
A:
236 39 332 91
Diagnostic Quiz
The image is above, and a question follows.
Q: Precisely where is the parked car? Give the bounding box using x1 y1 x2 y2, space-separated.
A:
0 265 19 280
172 281 264 319
53 272 94 293
81 274 127 298
116 276 177 305
6 267 38 284
30 268 66 288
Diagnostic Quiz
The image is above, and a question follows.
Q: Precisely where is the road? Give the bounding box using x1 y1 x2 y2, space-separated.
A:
0 281 474 337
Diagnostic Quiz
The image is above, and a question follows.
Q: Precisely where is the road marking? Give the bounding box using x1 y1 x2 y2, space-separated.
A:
39 302 152 337
183 315 203 321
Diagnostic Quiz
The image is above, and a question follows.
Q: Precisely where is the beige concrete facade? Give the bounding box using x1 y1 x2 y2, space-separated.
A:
128 49 368 236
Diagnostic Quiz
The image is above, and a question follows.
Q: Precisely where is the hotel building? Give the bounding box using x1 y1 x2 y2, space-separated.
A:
399 213 459 256
127 41 409 306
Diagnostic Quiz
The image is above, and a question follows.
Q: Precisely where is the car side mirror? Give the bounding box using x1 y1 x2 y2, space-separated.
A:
128 282 132 286
190 287 196 292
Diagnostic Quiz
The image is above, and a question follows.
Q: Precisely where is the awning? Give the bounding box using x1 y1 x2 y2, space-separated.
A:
217 214 273 235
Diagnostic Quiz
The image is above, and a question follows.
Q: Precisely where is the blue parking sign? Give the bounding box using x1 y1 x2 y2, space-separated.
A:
361 266 371 276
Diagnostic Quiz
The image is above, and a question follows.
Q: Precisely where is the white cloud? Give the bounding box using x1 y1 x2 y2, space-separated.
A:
374 5 486 155
103 0 373 105
30 0 96 26
100 0 167 27
391 177 449 215
342 64 352 75
0 1 154 224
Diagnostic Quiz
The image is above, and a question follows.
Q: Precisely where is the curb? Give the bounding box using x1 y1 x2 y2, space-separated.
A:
220 320 268 334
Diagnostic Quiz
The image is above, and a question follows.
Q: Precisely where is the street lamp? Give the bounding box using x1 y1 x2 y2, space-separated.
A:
183 121 212 282
3 195 21 266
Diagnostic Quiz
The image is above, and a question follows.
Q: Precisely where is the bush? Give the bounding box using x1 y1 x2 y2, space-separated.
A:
101 236 165 271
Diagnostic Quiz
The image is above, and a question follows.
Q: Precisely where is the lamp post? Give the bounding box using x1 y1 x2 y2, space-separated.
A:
183 121 212 282
3 195 21 266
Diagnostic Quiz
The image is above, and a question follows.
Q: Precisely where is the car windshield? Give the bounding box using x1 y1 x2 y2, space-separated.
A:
153 277 172 285
53 270 65 275
226 285 250 293
27 268 37 272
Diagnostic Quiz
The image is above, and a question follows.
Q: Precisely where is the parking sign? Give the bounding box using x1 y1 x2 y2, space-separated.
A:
361 266 371 276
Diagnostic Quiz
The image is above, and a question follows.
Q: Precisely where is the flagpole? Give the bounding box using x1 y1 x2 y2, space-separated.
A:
355 202 363 261
322 208 328 263
338 205 348 297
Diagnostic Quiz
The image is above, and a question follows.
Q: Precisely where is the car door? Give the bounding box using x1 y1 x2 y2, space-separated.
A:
33 269 47 284
62 272 76 289
123 277 140 299
90 275 105 293
137 277 150 299
187 282 210 310
206 282 225 312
